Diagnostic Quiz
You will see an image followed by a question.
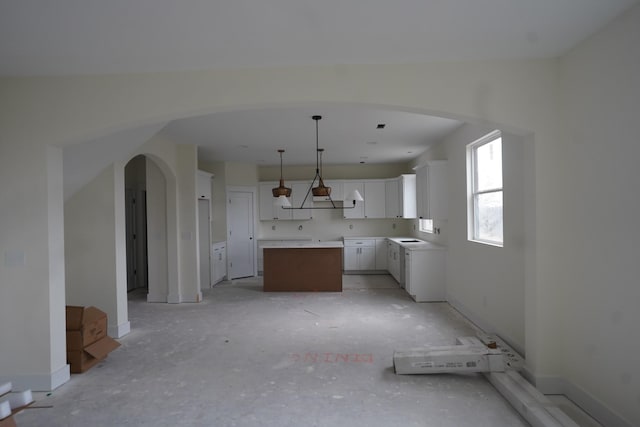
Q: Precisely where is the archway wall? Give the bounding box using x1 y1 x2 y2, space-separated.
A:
0 60 563 389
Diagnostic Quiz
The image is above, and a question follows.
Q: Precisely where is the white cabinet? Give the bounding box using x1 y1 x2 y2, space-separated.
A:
212 241 227 284
375 238 388 270
385 178 400 218
343 180 386 219
415 161 448 220
259 182 292 220
291 181 313 220
363 180 386 219
387 240 403 284
404 248 446 302
197 170 212 200
385 175 416 219
343 181 364 219
343 239 376 271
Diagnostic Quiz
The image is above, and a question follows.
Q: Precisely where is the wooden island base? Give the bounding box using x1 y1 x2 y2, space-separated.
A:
263 246 343 292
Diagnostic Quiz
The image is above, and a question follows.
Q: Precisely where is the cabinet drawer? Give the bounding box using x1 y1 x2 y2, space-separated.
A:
343 239 375 247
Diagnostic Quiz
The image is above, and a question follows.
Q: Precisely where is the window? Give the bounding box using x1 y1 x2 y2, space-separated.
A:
419 219 433 233
467 131 503 246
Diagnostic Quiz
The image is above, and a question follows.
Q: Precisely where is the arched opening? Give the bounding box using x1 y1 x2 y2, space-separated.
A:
124 153 179 303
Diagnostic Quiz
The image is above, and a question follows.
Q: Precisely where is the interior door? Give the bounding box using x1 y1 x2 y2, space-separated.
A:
227 190 255 279
198 199 211 289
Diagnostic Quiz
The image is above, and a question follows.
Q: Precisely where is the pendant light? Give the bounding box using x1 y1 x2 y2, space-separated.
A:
311 116 331 197
272 149 292 207
279 115 363 210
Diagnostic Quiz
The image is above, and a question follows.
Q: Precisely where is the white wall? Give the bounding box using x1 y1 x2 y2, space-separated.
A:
2 8 637 422
554 5 640 426
146 158 169 302
412 124 529 353
64 163 130 338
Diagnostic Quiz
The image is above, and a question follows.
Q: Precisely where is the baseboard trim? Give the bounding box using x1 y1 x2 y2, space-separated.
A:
167 292 181 304
446 296 633 427
108 321 131 339
1 364 70 391
532 374 634 427
445 293 525 357
146 291 168 303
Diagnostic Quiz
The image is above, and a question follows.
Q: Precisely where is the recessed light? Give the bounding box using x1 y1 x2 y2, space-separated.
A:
376 124 386 129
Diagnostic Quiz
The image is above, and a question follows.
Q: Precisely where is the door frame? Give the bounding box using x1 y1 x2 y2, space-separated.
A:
226 186 258 278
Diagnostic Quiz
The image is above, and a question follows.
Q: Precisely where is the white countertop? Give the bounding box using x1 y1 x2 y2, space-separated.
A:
386 237 446 251
262 240 344 249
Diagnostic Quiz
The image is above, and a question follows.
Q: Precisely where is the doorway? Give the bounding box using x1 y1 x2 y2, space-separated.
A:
226 187 256 279
125 155 149 292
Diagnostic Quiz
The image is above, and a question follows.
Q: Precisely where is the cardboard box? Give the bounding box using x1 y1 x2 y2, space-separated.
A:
65 305 121 373
65 306 108 348
67 336 121 373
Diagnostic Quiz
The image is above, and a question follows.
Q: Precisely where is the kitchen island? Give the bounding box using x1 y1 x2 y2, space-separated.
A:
263 241 343 292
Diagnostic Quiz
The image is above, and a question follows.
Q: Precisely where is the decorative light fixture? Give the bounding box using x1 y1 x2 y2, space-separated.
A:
272 149 292 207
277 115 363 210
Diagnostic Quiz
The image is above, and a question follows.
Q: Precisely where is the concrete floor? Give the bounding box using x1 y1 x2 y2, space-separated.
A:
17 275 534 427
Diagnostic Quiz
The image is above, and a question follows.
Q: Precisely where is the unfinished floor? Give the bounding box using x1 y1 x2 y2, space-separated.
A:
19 275 540 426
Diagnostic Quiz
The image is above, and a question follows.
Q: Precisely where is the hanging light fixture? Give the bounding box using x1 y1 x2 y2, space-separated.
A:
272 149 292 208
279 115 363 210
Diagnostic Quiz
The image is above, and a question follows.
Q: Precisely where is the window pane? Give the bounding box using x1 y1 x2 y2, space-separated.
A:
475 138 502 191
474 191 503 243
419 219 433 233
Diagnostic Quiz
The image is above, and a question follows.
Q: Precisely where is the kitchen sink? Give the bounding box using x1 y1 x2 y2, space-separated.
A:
400 239 421 243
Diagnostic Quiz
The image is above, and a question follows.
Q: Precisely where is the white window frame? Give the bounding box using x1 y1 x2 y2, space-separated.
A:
419 219 434 233
467 130 503 247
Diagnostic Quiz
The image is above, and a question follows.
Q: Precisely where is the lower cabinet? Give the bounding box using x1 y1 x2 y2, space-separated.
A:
212 242 227 284
387 240 403 285
343 239 376 271
404 248 446 302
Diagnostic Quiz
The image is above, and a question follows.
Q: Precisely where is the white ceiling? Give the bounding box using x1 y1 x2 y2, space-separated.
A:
3 0 636 167
164 106 463 165
0 0 635 76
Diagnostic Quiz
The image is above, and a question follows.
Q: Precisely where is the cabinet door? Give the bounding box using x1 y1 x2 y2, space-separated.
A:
197 171 212 200
415 165 428 219
385 179 400 218
344 246 360 270
291 181 313 220
343 181 364 218
359 246 376 270
415 162 448 220
259 182 292 220
375 239 388 270
363 180 386 218
398 174 417 219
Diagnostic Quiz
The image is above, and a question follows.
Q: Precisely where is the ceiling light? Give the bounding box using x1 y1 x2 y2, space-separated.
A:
276 115 363 210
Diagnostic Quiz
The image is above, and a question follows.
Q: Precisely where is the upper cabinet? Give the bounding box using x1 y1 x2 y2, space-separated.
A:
342 181 364 219
385 174 416 219
259 182 293 220
415 161 448 220
363 180 386 219
291 181 314 220
197 170 213 200
343 180 386 219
